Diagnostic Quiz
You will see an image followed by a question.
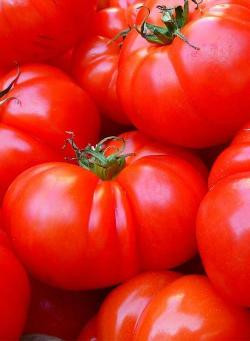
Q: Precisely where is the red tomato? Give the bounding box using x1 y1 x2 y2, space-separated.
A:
72 0 142 124
0 64 99 203
3 131 207 290
134 275 250 340
209 121 250 187
96 271 180 340
197 171 250 306
24 279 106 340
0 0 97 70
0 231 30 340
80 273 250 340
197 121 250 307
117 0 250 148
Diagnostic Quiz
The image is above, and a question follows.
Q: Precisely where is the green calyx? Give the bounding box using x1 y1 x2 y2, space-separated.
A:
64 133 133 181
137 0 201 49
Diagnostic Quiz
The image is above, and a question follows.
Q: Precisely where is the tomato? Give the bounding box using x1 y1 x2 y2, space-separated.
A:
3 131 207 290
0 64 99 203
0 0 97 70
209 121 250 187
117 0 250 148
134 275 250 340
197 121 250 307
197 173 250 307
0 230 30 340
72 0 142 124
24 279 105 340
80 273 250 340
96 271 180 340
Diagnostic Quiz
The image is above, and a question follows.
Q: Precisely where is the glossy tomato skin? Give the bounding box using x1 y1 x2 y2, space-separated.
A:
0 0 97 70
24 280 105 340
118 0 250 148
0 64 100 203
96 271 180 341
72 1 141 124
197 172 250 307
0 232 30 340
134 275 250 340
209 122 250 187
3 131 207 290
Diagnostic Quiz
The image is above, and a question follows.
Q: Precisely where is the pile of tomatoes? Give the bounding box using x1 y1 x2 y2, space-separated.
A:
0 0 250 340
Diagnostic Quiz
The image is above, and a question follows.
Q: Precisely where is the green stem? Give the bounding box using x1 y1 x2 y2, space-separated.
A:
63 133 133 181
136 0 201 50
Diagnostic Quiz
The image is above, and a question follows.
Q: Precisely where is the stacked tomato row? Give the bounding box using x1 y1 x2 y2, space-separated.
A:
0 0 250 340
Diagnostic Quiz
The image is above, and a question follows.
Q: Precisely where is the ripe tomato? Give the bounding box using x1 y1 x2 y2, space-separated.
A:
79 273 250 340
95 271 180 340
0 0 97 70
134 275 250 340
117 0 250 147
0 64 99 203
24 279 106 340
197 176 250 306
0 229 30 340
209 121 250 187
3 131 207 290
72 0 142 124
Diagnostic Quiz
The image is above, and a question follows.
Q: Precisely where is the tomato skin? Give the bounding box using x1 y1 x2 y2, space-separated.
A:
72 1 141 125
0 64 100 203
197 172 250 307
0 235 30 340
3 131 207 290
0 0 97 70
24 280 105 340
117 0 250 148
96 272 180 341
134 275 250 340
209 122 250 187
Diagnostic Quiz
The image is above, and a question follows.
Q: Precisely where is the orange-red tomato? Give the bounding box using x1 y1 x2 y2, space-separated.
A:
117 0 250 147
134 275 250 340
197 121 250 307
0 0 97 70
0 229 30 340
96 271 181 340
79 273 250 340
3 131 207 290
209 121 250 187
72 0 142 124
0 64 99 203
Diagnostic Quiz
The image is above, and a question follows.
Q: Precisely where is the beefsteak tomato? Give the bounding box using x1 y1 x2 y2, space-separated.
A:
79 273 250 340
197 121 250 307
117 0 250 147
72 0 142 124
3 131 207 290
0 64 99 203
209 121 250 187
0 0 97 70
